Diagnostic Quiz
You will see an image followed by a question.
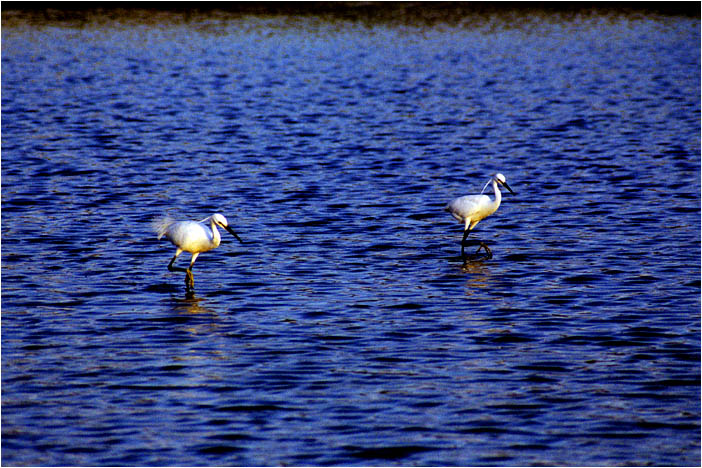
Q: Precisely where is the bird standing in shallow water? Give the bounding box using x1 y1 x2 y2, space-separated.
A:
445 173 515 261
153 213 243 292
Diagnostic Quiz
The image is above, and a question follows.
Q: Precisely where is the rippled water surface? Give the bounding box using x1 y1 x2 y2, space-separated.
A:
2 9 700 466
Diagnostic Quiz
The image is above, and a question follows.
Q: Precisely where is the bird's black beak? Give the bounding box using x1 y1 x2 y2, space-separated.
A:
500 180 515 195
224 225 244 244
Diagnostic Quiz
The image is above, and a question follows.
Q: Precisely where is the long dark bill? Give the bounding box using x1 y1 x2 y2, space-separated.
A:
224 225 244 243
500 180 515 195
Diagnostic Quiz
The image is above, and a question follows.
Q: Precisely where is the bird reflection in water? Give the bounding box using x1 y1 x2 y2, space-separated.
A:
171 295 213 315
168 295 223 337
460 260 493 294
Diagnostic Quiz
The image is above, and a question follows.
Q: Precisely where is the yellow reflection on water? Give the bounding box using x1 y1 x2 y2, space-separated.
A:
460 260 494 295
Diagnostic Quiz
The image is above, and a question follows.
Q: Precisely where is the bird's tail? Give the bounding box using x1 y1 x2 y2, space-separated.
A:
151 216 175 240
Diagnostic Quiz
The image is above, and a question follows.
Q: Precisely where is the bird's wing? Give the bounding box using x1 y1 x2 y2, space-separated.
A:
447 194 490 217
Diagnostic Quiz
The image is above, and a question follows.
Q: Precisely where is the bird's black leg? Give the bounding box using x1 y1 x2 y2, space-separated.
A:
184 269 195 298
458 229 493 263
167 254 188 273
184 254 199 292
476 241 492 259
185 268 194 291
461 229 470 260
167 253 194 293
463 241 492 263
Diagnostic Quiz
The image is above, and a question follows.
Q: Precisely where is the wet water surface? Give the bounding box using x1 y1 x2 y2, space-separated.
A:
2 9 700 466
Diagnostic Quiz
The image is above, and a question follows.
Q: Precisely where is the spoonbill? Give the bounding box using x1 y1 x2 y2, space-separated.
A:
153 213 243 291
445 173 515 260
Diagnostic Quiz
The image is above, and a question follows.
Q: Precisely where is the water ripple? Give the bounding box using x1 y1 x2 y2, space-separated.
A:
2 10 700 467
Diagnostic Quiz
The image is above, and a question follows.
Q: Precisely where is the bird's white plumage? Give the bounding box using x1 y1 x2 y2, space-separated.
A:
153 213 242 291
153 215 175 240
154 213 232 253
446 173 511 232
445 173 514 260
446 193 498 231
165 220 221 252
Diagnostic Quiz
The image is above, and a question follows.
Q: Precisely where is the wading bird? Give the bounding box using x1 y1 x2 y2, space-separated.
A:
445 173 515 261
153 213 243 292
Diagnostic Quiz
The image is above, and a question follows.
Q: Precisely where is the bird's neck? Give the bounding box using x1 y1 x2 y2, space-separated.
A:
210 218 222 247
492 180 502 206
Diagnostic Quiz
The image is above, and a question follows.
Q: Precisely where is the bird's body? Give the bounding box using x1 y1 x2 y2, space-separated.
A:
153 213 243 292
446 193 501 232
445 173 514 259
160 219 223 254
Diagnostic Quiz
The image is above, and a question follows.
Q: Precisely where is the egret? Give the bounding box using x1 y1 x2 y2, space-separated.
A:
153 213 243 291
445 173 515 260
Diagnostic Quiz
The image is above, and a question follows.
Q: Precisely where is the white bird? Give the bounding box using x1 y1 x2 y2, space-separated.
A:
445 173 515 259
153 213 243 291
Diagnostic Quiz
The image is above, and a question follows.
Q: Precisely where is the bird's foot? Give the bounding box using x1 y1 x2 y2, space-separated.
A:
462 241 492 263
476 241 492 258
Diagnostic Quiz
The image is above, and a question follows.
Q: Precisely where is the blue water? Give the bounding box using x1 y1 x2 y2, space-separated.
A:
2 10 700 466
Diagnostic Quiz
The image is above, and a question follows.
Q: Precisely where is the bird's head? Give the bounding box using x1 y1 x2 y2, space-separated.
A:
493 173 515 195
212 213 244 243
